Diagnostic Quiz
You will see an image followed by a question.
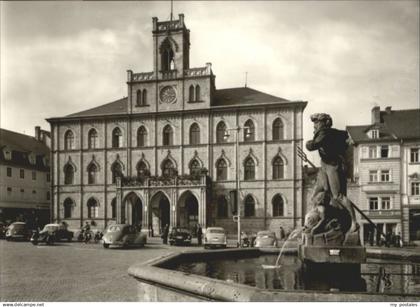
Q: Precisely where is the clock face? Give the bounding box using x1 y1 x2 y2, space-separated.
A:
159 86 177 104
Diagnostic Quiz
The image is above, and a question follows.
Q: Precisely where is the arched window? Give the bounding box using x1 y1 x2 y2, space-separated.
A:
195 85 201 101
63 198 73 218
163 125 173 146
142 89 147 105
137 126 147 147
112 127 122 148
189 123 200 145
64 164 74 185
87 198 99 219
244 158 255 180
111 162 123 184
88 129 98 149
244 195 255 217
217 196 228 218
244 119 255 142
137 161 149 177
189 85 195 101
216 121 227 143
190 159 201 176
273 156 284 179
272 194 284 217
87 163 98 184
64 130 74 150
161 42 174 71
162 159 176 177
136 90 142 106
216 159 227 181
273 118 284 140
111 198 117 219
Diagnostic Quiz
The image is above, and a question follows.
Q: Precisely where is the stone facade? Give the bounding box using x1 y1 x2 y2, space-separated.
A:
47 14 307 236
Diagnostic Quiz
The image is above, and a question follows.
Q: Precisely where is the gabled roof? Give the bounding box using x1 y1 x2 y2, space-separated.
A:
0 128 50 171
213 87 291 106
65 97 128 118
347 108 420 144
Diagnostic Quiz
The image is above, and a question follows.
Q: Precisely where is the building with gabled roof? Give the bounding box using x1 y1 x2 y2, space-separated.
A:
347 106 420 245
47 14 307 236
0 127 51 226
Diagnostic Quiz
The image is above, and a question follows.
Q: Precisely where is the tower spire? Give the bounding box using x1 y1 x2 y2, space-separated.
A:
245 72 248 88
170 0 173 22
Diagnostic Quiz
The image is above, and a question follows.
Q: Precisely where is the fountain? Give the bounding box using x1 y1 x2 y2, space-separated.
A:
128 113 420 301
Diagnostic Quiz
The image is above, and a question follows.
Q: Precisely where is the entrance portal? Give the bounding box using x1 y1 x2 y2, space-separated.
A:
123 193 143 226
177 192 199 232
150 192 170 235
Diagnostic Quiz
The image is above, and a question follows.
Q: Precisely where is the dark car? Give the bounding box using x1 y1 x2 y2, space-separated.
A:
41 224 74 241
5 222 31 241
102 224 147 248
168 227 192 246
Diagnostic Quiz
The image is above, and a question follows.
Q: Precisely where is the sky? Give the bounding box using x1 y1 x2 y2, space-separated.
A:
1 1 419 164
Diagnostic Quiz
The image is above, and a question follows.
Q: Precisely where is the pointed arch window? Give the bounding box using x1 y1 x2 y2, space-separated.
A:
272 194 284 217
111 198 117 219
64 130 74 150
87 198 99 219
162 159 176 177
189 85 195 102
189 123 200 145
195 85 201 101
64 164 74 185
142 89 147 105
111 162 123 184
244 195 255 217
161 41 175 71
163 125 173 146
136 90 142 106
88 129 98 149
273 156 284 179
63 198 74 218
216 159 227 181
244 120 255 142
273 118 284 140
137 161 149 177
112 127 122 148
190 159 201 176
216 121 228 143
217 196 228 218
87 163 98 184
244 157 255 180
137 126 147 147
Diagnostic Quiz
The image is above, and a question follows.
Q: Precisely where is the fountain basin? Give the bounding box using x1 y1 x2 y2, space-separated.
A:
128 248 420 302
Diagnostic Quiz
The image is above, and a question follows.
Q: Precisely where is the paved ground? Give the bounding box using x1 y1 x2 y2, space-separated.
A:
0 237 206 302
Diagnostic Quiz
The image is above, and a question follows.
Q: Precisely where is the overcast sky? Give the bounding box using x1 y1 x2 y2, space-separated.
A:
1 1 419 163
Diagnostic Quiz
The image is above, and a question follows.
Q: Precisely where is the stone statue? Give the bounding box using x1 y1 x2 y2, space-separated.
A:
304 113 359 245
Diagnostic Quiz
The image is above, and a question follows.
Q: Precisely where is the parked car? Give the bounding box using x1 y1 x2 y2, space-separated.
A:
204 227 227 249
5 222 31 241
41 223 73 242
102 224 147 248
168 227 192 246
254 230 278 248
30 228 55 245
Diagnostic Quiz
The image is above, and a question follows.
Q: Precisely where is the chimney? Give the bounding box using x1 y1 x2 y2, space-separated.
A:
35 126 41 141
385 106 392 114
371 106 380 124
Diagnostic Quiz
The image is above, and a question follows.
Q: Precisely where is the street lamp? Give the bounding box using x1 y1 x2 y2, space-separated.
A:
224 125 251 247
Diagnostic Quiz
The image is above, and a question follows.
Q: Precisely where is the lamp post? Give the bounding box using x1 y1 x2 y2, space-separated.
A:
224 125 251 247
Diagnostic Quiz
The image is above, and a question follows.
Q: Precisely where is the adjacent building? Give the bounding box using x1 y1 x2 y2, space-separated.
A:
347 106 420 245
0 127 51 226
47 14 307 235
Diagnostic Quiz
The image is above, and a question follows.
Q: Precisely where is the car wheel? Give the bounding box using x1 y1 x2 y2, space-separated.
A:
222 245 227 249
169 241 173 246
204 245 208 249
31 240 38 245
103 243 109 249
68 236 72 242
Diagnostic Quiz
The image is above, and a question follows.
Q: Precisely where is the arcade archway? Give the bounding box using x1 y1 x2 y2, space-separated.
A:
177 191 199 232
150 192 170 235
123 192 143 226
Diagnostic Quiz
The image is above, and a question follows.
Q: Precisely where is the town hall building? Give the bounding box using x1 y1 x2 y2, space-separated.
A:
47 14 307 235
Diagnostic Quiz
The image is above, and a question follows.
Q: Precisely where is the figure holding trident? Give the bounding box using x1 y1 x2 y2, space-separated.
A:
305 113 359 240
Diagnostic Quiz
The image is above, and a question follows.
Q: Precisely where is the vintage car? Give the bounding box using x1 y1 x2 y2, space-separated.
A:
254 230 278 248
41 223 74 241
5 222 31 241
204 227 227 249
168 227 192 246
102 224 147 248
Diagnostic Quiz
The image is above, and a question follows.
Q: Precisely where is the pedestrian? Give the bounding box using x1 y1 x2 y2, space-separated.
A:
395 232 402 248
162 224 169 244
279 226 285 241
385 231 392 248
368 229 374 246
196 224 202 246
